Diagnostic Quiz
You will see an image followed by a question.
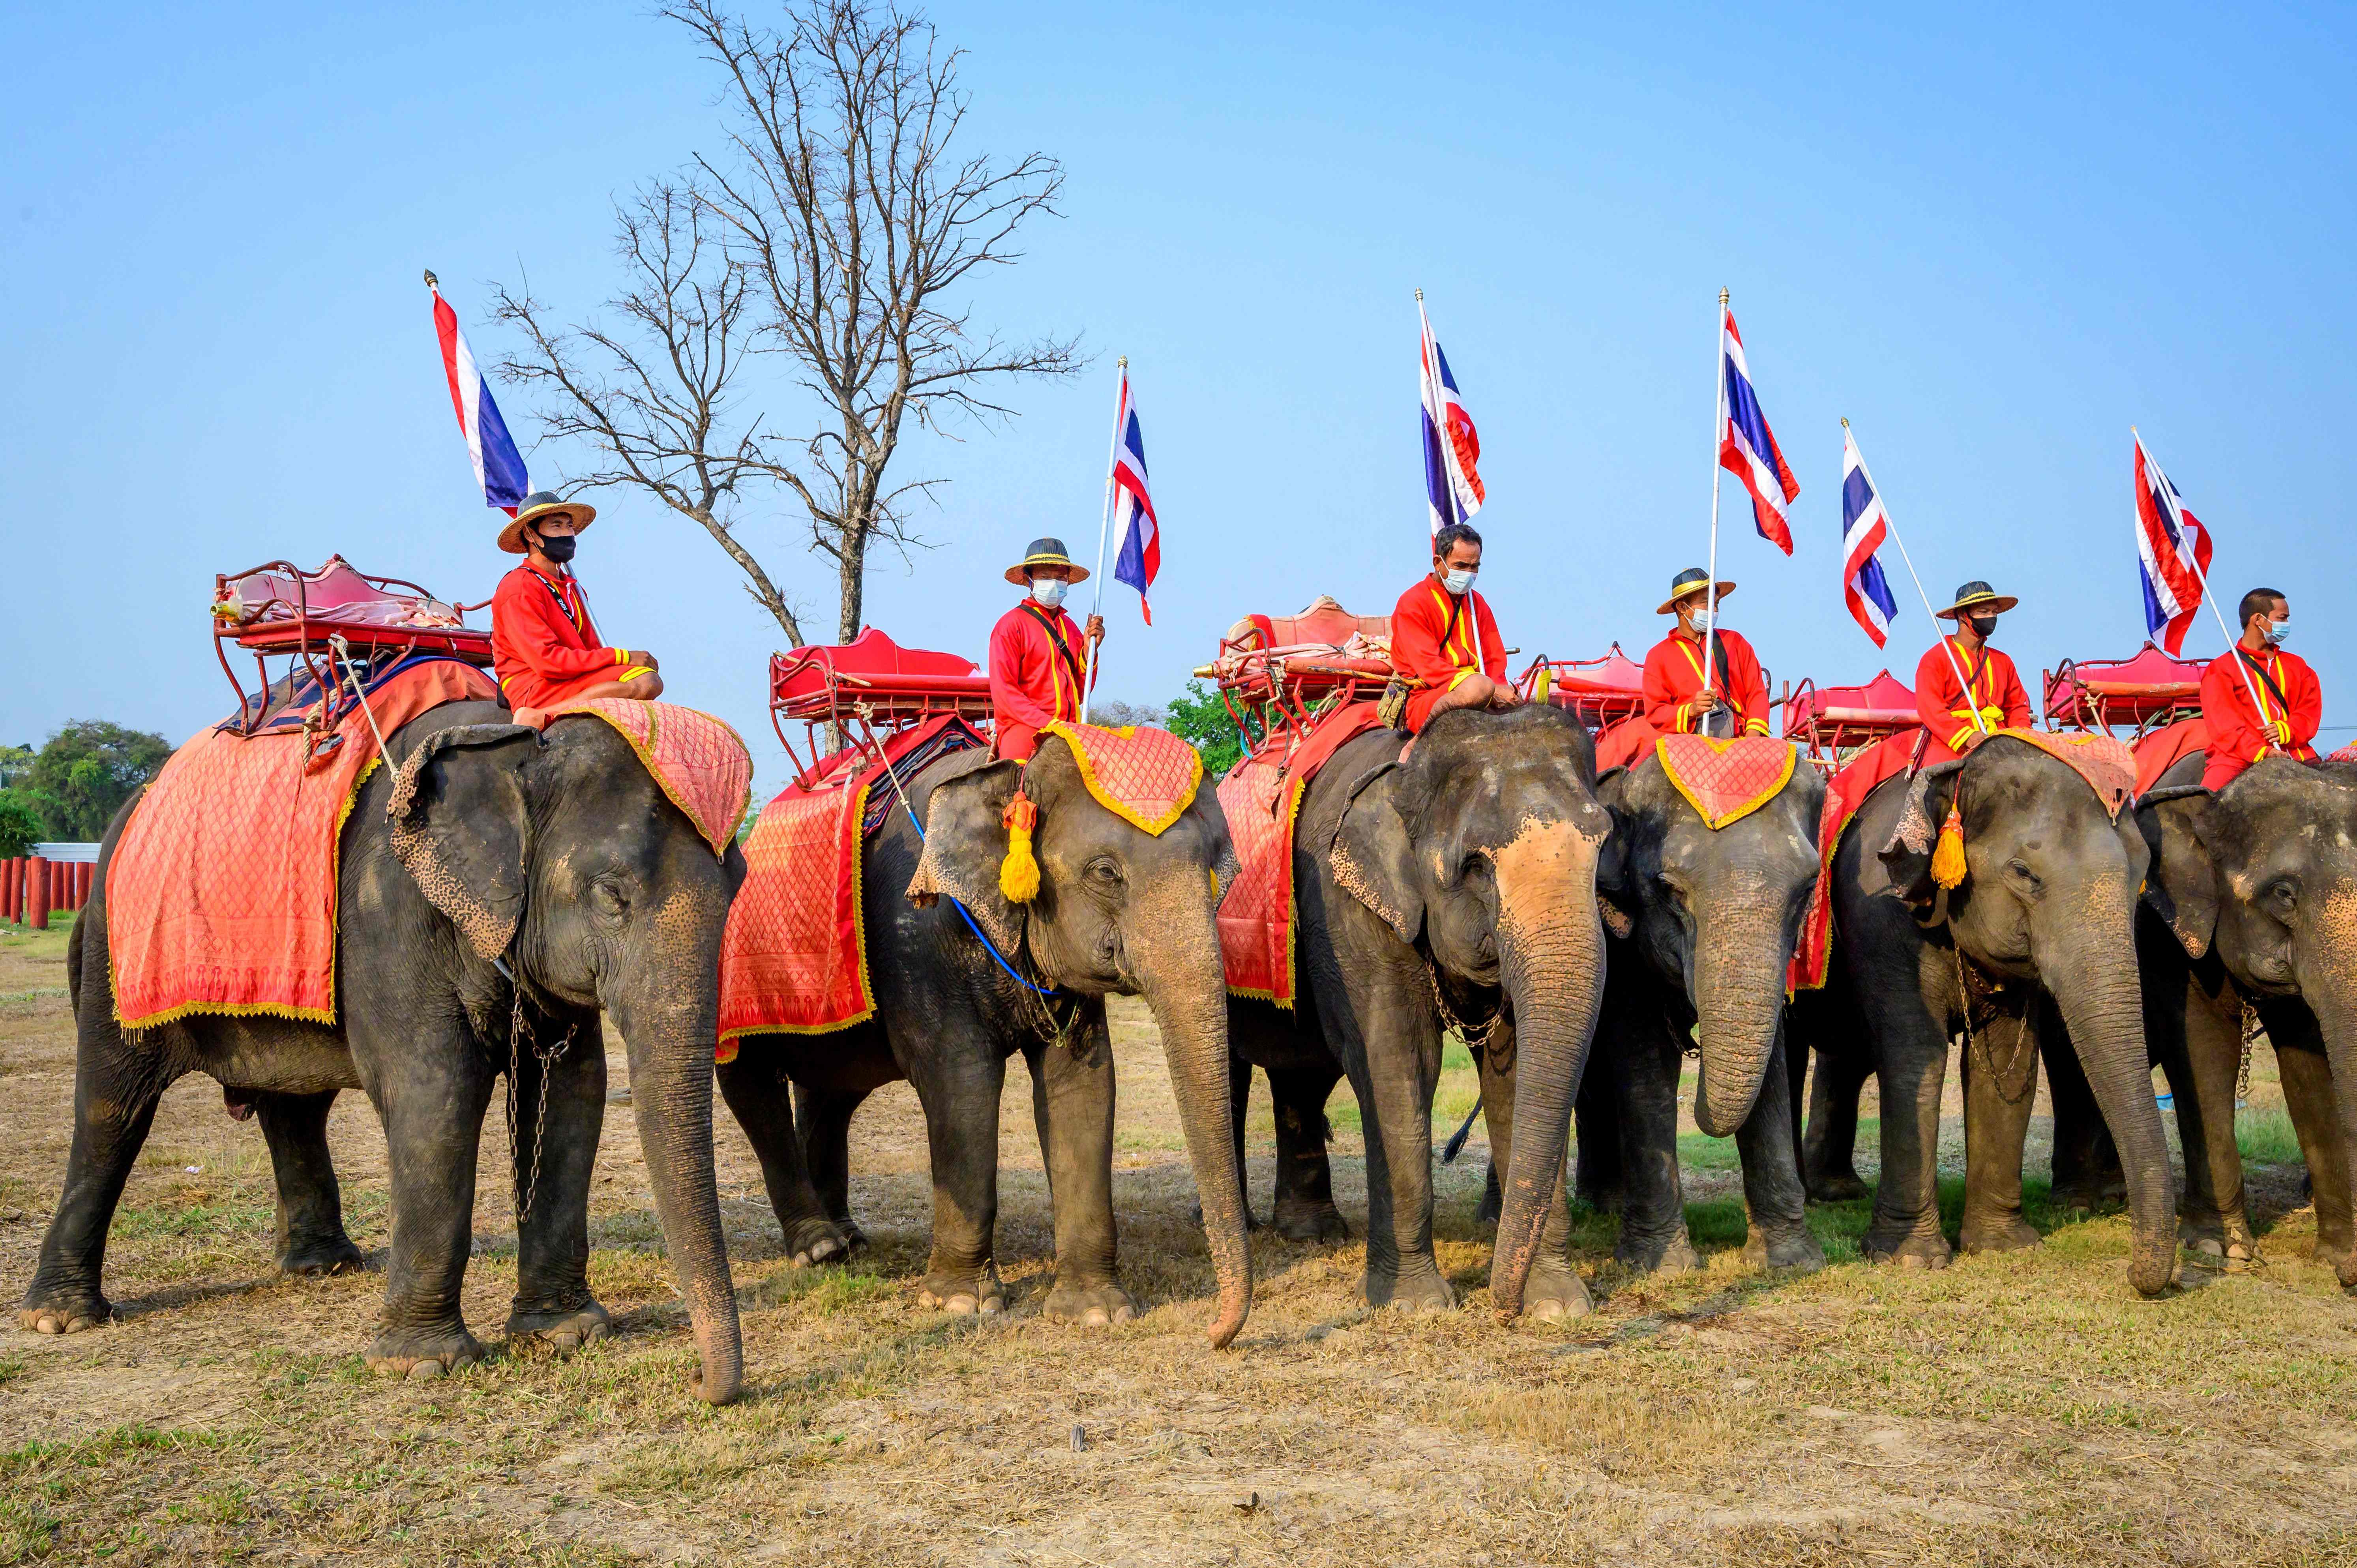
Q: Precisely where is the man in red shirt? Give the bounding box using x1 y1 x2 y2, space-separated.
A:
1913 580 2031 763
490 492 663 726
988 537 1105 762
2201 586 2321 790
1641 568 1771 738
1390 523 1516 745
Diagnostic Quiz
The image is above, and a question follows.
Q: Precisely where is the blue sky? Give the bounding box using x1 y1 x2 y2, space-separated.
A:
6 2 2354 784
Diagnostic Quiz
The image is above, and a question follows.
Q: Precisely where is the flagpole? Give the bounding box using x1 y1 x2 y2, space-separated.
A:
1700 288 1728 733
2136 426 2281 753
1842 419 1986 736
1081 356 1126 725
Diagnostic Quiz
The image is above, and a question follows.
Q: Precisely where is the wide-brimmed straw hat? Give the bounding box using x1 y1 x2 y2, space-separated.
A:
1656 567 1736 616
499 491 598 555
1935 580 2018 619
1004 536 1089 586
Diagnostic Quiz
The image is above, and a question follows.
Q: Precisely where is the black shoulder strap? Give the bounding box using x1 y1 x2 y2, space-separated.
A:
1022 603 1087 693
2239 649 2292 714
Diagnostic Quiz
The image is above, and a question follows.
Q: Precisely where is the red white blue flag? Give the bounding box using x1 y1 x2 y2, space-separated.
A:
429 276 529 517
1839 427 1900 647
1719 304 1798 555
2133 432 2211 656
1109 367 1160 624
1419 303 1485 536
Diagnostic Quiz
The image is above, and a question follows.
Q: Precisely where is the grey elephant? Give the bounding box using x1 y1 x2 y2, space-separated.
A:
1578 743 1825 1274
1795 736 2176 1294
718 729 1253 1344
18 706 748 1401
1225 703 1612 1317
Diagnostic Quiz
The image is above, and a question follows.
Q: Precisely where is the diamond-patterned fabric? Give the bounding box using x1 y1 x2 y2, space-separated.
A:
718 778 871 1049
1999 728 2136 820
109 660 497 1029
1788 731 1918 992
541 699 752 856
1654 734 1799 831
1040 721 1203 836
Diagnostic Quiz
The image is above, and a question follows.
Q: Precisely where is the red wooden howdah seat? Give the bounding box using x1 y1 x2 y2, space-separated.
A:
1782 669 1918 763
1199 597 1396 704
768 626 995 787
2044 642 2205 735
1516 644 1647 731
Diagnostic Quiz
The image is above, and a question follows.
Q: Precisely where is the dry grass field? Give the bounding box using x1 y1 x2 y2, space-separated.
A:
4 915 2356 1566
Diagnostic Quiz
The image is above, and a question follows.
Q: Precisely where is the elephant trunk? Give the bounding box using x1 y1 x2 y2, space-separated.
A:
1486 821 1608 1315
2296 891 2357 1290
1133 886 1252 1347
1688 875 1792 1138
609 936 742 1404
2034 891 2173 1296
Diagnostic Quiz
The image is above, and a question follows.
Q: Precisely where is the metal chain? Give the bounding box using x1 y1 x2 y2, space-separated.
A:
506 986 577 1226
1424 961 1506 1055
2239 998 2263 1104
1954 945 2039 1107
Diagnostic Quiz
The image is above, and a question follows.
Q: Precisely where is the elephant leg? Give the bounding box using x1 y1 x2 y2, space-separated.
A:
794 1082 870 1249
1611 1004 1699 1275
1223 1053 1258 1229
252 1090 364 1277
1573 1061 1625 1213
1802 1046 1874 1204
1737 1035 1822 1270
1957 999 2041 1255
909 1027 1010 1315
1268 1062 1348 1242
1334 978 1453 1312
1025 1008 1133 1326
2273 1028 2353 1267
717 1044 851 1267
1860 948 1954 1269
1478 1027 1587 1317
2044 1010 2124 1213
506 1012 615 1353
2158 960 2254 1264
1477 1160 1503 1225
357 1013 498 1375
18 1018 175 1335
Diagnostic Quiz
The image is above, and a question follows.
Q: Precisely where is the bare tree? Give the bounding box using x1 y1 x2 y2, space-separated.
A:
495 0 1082 646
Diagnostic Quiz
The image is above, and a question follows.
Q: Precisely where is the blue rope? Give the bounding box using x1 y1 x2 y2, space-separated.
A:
892 775 1061 997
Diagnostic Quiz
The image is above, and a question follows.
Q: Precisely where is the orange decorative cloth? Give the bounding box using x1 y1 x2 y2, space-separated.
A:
1593 713 1660 776
1914 637 2032 762
1216 704 1390 1006
108 659 497 1030
1653 735 1797 830
540 699 751 856
2200 646 2321 790
1995 728 2135 820
1788 730 1920 992
2132 716 2210 796
1390 576 1507 733
1040 721 1203 835
1641 628 1773 737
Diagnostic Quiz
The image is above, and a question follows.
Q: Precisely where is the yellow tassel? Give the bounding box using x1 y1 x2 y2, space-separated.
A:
1208 867 1222 899
999 791 1041 903
1930 805 1968 890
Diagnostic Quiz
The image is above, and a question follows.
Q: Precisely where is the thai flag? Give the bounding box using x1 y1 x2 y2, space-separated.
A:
1419 305 1485 536
1109 368 1160 624
1719 305 1799 555
1839 427 1900 647
429 276 530 517
2134 433 2212 657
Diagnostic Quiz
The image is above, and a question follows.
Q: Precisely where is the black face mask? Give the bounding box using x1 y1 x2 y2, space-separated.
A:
1967 615 1997 640
534 532 578 564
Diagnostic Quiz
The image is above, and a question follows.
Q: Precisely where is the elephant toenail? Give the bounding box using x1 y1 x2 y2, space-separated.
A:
1112 1304 1135 1325
1081 1308 1109 1327
37 1318 60 1335
946 1294 977 1315
1529 1300 1564 1320
408 1360 444 1381
978 1298 1003 1316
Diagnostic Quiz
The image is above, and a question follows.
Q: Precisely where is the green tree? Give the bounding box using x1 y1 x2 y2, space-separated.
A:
0 791 43 858
22 721 173 841
0 744 33 789
1164 682 1247 780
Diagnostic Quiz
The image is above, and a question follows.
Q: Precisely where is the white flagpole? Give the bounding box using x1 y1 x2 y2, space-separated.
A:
1081 356 1126 724
2136 427 2280 753
1842 420 1986 736
1700 289 1728 733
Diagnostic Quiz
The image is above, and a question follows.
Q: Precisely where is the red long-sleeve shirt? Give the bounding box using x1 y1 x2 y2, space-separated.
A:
1914 637 2031 763
1391 576 1507 732
491 565 648 712
2201 645 2320 789
1641 628 1771 737
989 601 1095 761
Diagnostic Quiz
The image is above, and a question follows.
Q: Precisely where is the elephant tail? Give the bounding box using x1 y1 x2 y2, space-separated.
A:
1442 1092 1484 1164
66 903 85 1021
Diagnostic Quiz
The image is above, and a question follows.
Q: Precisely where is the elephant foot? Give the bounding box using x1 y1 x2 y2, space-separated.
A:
2050 1182 2127 1217
1742 1225 1826 1272
1272 1198 1350 1244
918 1263 1005 1317
17 1283 112 1336
1864 1229 1952 1270
2178 1217 2260 1270
1194 1202 1267 1233
367 1324 485 1380
1958 1214 2041 1256
505 1302 612 1357
782 1215 854 1270
1520 1257 1593 1320
1806 1171 1870 1204
1617 1231 1703 1275
277 1233 367 1277
1041 1279 1137 1328
1363 1262 1456 1313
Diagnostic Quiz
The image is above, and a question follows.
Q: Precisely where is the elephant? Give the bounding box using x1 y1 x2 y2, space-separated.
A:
1575 746 1826 1274
18 705 746 1401
1794 736 2176 1294
2128 754 2357 1280
716 729 1253 1344
1224 702 1611 1317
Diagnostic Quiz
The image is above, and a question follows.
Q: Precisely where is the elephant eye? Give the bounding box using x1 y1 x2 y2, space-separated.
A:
2006 859 2040 890
589 880 629 918
2267 878 2298 912
1086 857 1125 888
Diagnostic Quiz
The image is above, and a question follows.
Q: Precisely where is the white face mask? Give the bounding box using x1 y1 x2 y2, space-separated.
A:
1682 605 1712 635
1029 576 1070 609
1441 566 1477 596
2265 619 2291 646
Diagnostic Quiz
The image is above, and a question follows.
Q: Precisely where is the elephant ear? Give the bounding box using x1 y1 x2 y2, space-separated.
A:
2138 786 2220 959
1591 768 1637 938
905 755 1027 954
385 723 543 961
1188 777 1245 909
1329 767 1424 945
1878 759 1967 903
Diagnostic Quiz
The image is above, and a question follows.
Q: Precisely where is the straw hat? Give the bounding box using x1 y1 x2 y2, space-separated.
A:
1004 536 1089 586
499 491 598 555
1934 580 2018 619
1656 566 1736 616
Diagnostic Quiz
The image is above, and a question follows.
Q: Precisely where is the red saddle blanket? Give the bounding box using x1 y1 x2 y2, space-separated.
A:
1789 730 1921 992
539 697 753 856
108 659 498 1030
2132 716 2209 794
1217 703 1392 1006
719 716 984 1051
1654 734 1798 829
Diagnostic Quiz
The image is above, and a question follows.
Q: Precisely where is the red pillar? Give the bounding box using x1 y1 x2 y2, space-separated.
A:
77 862 93 909
29 860 50 931
1 858 16 922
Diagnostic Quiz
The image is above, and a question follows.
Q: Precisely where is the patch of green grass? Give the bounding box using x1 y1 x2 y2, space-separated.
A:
109 1201 273 1241
0 1358 23 1388
2237 1106 2305 1165
748 1264 897 1315
1673 1131 1744 1171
